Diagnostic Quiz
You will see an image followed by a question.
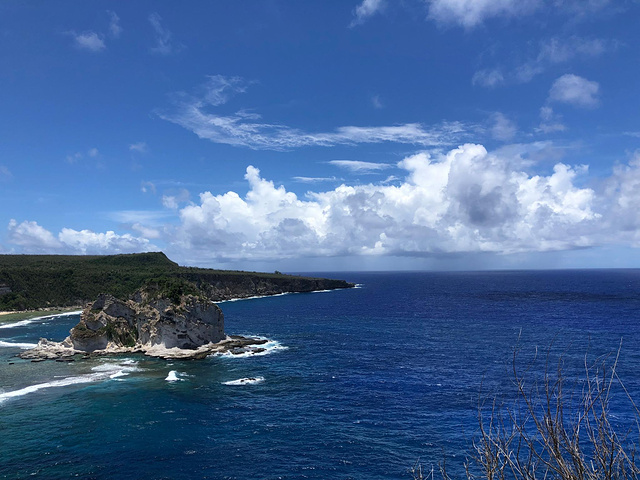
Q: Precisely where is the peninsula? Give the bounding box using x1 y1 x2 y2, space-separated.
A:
0 252 354 312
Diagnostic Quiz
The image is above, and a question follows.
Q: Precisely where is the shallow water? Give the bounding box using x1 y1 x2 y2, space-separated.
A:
1 271 639 479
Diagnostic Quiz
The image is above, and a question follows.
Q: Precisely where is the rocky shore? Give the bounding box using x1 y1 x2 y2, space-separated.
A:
19 280 273 361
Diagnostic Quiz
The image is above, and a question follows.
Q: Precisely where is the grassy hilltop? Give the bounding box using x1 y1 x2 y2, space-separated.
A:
0 252 353 311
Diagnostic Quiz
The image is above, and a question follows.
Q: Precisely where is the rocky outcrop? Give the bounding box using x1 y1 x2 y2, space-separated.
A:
20 283 266 360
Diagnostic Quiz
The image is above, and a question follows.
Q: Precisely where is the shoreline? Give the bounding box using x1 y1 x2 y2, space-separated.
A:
0 306 84 322
0 284 355 321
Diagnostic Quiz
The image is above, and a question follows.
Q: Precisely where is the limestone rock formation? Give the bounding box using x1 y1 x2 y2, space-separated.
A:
20 281 265 360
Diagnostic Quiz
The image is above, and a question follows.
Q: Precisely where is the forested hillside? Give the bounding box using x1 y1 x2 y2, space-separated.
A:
0 252 353 311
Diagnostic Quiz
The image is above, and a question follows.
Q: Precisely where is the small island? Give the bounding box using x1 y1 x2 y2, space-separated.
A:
20 279 271 360
1 252 354 361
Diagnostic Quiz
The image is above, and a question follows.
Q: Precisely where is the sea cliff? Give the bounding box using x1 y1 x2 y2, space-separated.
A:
20 281 269 360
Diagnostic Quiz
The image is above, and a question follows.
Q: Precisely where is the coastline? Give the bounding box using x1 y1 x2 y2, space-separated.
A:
0 306 84 322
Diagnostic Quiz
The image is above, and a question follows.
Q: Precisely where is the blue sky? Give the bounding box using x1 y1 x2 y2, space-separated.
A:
1 0 640 271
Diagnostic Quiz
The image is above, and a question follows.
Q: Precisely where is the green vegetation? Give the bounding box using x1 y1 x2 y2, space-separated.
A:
0 252 352 311
141 276 203 305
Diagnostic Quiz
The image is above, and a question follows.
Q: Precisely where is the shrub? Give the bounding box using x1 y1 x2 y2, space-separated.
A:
414 343 640 480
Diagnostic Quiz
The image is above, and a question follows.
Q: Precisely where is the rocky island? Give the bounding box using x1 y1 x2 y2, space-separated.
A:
20 280 273 361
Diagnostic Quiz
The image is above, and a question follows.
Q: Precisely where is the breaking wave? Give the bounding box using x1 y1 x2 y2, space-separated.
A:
0 359 140 405
0 311 82 330
0 340 38 349
222 376 265 386
213 338 288 359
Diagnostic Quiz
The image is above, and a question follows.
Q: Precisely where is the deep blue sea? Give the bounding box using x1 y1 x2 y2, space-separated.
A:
1 271 640 479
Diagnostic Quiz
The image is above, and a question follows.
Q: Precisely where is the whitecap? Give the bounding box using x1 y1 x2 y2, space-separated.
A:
0 310 82 330
217 292 290 303
165 370 181 382
223 376 265 386
213 338 288 359
0 340 38 349
0 359 139 405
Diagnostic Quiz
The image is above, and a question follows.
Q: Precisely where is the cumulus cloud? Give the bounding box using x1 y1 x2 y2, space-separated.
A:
158 75 472 150
427 0 540 28
8 219 62 250
67 31 106 52
7 220 156 254
58 229 155 254
169 144 600 262
350 0 386 27
12 144 640 263
149 12 184 55
548 74 600 108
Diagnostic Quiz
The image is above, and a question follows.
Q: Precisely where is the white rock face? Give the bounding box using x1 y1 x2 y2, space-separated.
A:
67 290 224 352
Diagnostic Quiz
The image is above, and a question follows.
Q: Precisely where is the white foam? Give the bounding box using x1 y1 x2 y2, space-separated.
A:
0 310 82 329
223 376 265 386
165 370 181 382
217 292 290 303
0 319 38 329
0 360 140 405
311 289 332 293
213 338 288 359
0 340 38 349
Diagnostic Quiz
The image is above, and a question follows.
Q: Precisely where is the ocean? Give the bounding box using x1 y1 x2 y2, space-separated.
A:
1 270 640 479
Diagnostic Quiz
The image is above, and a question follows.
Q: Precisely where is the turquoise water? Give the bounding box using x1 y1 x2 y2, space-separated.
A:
1 271 640 479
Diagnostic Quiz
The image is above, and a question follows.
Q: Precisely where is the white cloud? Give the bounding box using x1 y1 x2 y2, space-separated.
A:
549 74 600 108
107 11 122 39
293 176 341 183
8 220 62 250
537 106 566 133
149 12 183 55
490 112 517 141
129 142 148 153
514 37 613 83
15 145 640 263
0 165 12 181
162 196 179 210
65 148 100 164
169 144 600 262
162 189 190 210
131 223 162 240
350 0 386 27
329 160 393 172
475 37 615 88
58 229 154 255
6 219 156 254
427 0 540 28
68 31 106 52
158 75 472 150
371 95 383 109
472 69 505 88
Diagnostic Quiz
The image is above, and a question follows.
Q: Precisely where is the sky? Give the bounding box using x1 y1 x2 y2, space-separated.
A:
1 0 640 271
